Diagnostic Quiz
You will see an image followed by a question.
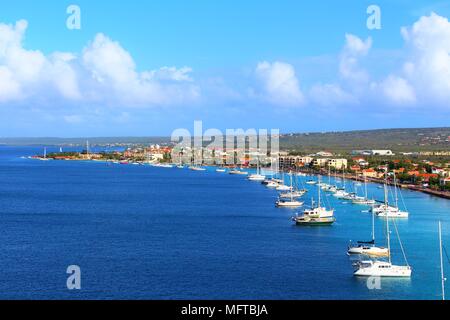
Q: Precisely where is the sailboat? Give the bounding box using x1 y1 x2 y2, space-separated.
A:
248 153 266 181
280 172 307 199
39 147 50 161
229 168 248 175
353 202 411 277
352 175 376 205
348 208 389 257
375 172 409 218
276 172 304 208
292 176 336 226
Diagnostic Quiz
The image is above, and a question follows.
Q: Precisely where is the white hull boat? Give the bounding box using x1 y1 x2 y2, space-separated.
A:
354 261 411 277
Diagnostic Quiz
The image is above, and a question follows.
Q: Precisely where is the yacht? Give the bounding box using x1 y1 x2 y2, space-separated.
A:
353 260 411 277
292 177 336 226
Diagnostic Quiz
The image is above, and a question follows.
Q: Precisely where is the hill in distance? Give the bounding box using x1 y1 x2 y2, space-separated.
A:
1 127 449 154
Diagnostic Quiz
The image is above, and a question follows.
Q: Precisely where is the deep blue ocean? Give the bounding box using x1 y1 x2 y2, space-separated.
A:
0 145 449 300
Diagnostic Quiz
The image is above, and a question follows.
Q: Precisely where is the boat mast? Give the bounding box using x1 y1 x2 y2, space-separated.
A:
393 172 399 209
328 164 331 185
318 175 321 208
385 170 391 264
290 172 294 202
439 221 446 301
364 175 369 200
372 204 375 243
343 168 346 190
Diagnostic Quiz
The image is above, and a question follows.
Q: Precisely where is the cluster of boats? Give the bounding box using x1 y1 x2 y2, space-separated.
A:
170 161 450 285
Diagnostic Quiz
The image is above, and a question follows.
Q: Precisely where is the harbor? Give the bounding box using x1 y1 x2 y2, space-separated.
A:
1 145 449 299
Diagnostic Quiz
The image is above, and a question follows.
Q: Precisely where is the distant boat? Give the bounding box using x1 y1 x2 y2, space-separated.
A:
276 185 292 192
306 180 317 185
248 153 266 181
39 147 50 161
189 166 206 171
276 173 304 208
216 168 226 173
229 169 248 175
375 172 409 218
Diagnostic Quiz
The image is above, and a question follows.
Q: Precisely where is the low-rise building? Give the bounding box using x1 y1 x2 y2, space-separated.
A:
352 150 395 156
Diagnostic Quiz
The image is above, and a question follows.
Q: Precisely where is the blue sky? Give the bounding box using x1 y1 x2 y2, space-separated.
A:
1 0 450 137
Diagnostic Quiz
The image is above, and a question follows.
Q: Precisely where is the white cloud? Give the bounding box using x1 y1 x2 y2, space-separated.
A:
309 83 357 107
339 34 372 85
399 12 450 104
254 61 304 106
378 75 416 105
0 21 199 107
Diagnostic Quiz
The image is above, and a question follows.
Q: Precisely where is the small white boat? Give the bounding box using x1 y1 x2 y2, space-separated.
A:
306 180 317 185
248 174 266 181
229 169 248 175
276 199 304 208
377 209 409 218
216 168 226 173
248 155 266 181
333 190 349 199
352 196 376 205
276 185 293 192
266 181 280 188
279 190 306 199
190 166 206 171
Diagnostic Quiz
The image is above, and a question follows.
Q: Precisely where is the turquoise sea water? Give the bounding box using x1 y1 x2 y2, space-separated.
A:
0 145 449 300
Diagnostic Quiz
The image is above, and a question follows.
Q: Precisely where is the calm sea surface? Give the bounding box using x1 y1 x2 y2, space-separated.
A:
0 146 449 300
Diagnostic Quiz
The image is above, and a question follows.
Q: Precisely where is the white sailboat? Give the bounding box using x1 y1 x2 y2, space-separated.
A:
39 147 50 161
352 176 376 205
353 200 411 277
276 172 304 208
348 208 389 257
375 172 409 218
248 153 266 181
